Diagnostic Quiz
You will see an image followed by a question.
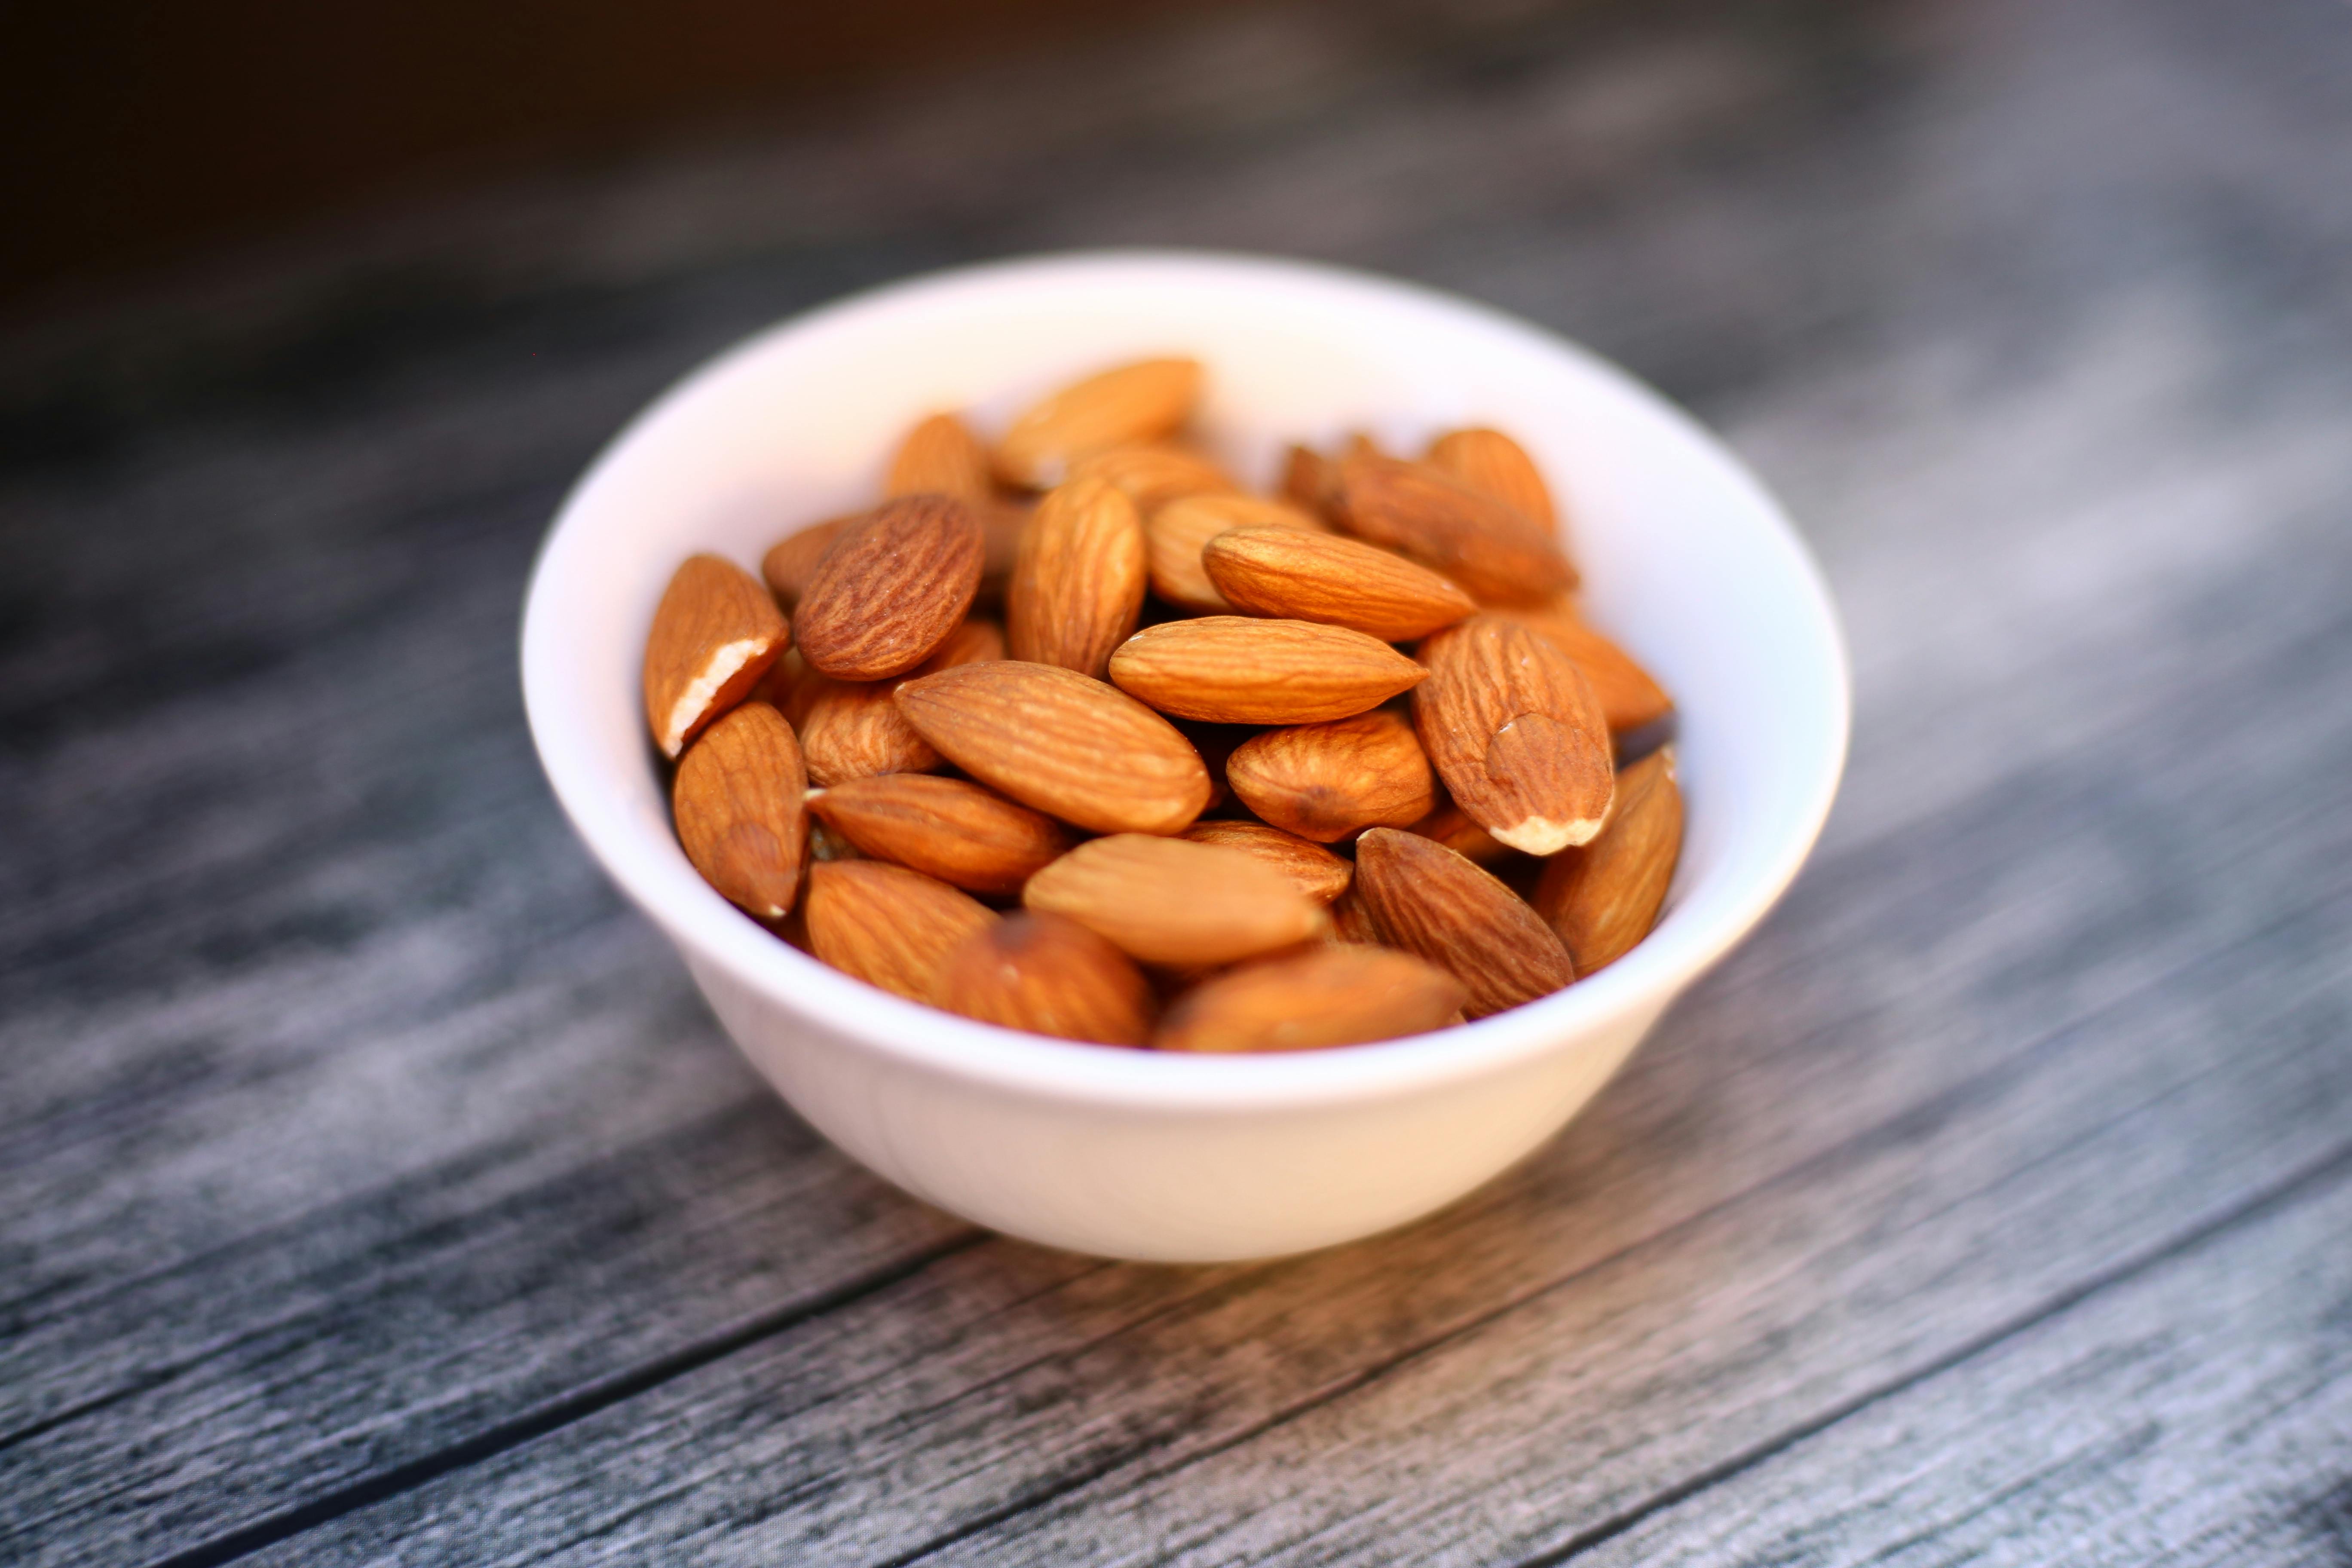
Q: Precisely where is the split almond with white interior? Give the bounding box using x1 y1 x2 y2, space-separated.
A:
671 702 808 919
1179 820 1352 903
1201 525 1476 641
1008 474 1147 678
808 773 1069 895
1353 827 1575 1017
1146 493 1322 612
1499 601 1674 734
1334 451 1574 606
1023 834 1328 967
894 660 1210 835
1107 616 1426 726
805 861 997 1003
1156 946 1467 1053
1425 427 1556 528
1535 748 1684 974
794 496 984 680
885 412 994 502
1414 612 1614 854
994 358 1203 488
1224 709 1434 843
1069 443 1235 513
931 913 1155 1046
643 553 789 758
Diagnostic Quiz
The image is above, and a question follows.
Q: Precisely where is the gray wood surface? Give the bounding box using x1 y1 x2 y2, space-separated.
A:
6 0 2351 1564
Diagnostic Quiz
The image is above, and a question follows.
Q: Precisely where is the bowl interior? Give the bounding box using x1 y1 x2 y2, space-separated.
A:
522 251 1848 1105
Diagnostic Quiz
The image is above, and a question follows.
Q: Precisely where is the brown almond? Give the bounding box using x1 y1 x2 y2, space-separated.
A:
931 913 1155 1046
1179 820 1353 903
1107 616 1426 725
995 358 1203 488
671 702 809 918
796 677 940 786
753 645 810 714
1279 442 1340 517
1498 602 1674 733
1335 451 1574 605
1327 885 1385 946
1024 834 1328 967
643 553 790 758
1353 827 1575 1017
759 515 857 606
894 660 1211 835
1534 748 1684 974
1407 797 1513 866
1007 475 1147 678
1155 946 1467 1053
808 774 1069 895
805 861 997 1003
1068 442 1236 512
794 496 985 680
1414 612 1614 854
885 412 994 503
1146 493 1323 612
1425 427 1557 528
1225 709 1434 843
1202 525 1476 641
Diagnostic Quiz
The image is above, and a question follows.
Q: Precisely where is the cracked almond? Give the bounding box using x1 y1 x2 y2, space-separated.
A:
643 553 790 758
1534 748 1683 974
1023 833 1329 967
1334 451 1573 605
931 913 1155 1045
1225 709 1434 844
1201 525 1476 641
1008 474 1147 678
1353 828 1575 1017
1413 612 1614 854
1146 493 1323 612
1179 820 1353 903
995 358 1203 488
805 861 997 1003
1107 616 1426 726
794 495 985 680
1425 427 1556 528
808 773 1069 895
671 702 808 919
1155 946 1467 1053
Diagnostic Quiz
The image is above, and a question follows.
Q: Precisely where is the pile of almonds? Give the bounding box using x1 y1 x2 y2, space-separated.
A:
641 357 1683 1053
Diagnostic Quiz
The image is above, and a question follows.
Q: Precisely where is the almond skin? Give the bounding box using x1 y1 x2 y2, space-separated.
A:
931 913 1155 1045
759 516 857 606
1534 748 1683 973
1146 493 1323 612
1353 827 1575 1017
1498 602 1673 733
1179 819 1353 903
894 660 1211 834
1279 442 1341 518
1008 475 1148 678
1107 616 1427 725
643 554 790 758
1335 451 1574 606
793 617 1001 786
808 774 1069 895
1328 886 1385 946
995 358 1204 488
1156 946 1467 1053
671 702 808 918
794 495 985 680
1425 427 1557 528
1225 709 1435 843
1024 834 1329 967
1202 525 1476 641
1068 443 1236 512
1407 797 1513 866
1414 612 1614 854
805 861 997 1003
885 412 995 503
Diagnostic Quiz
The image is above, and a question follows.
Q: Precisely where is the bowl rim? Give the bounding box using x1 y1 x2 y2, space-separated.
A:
521 248 1850 1112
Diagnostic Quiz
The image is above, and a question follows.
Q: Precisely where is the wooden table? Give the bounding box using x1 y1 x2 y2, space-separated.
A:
8 0 2350 1562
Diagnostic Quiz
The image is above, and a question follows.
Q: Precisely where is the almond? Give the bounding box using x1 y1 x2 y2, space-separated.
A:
671 702 808 918
796 677 941 785
1534 748 1683 973
1327 886 1385 946
1179 819 1353 902
808 773 1069 895
1425 427 1556 528
805 860 997 1003
894 660 1211 835
1279 442 1340 517
885 412 994 503
759 515 857 606
1498 602 1673 733
1224 709 1434 843
1414 612 1614 854
1201 525 1476 641
1107 616 1426 725
995 357 1203 488
1007 475 1147 677
931 913 1155 1045
1155 945 1467 1053
1335 451 1574 605
1146 493 1323 612
1068 442 1236 512
1023 833 1328 967
1353 827 1575 1017
1407 797 1513 866
643 554 790 758
794 495 985 680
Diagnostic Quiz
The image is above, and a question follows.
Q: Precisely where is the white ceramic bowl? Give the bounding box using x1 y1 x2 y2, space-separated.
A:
521 251 1848 1262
